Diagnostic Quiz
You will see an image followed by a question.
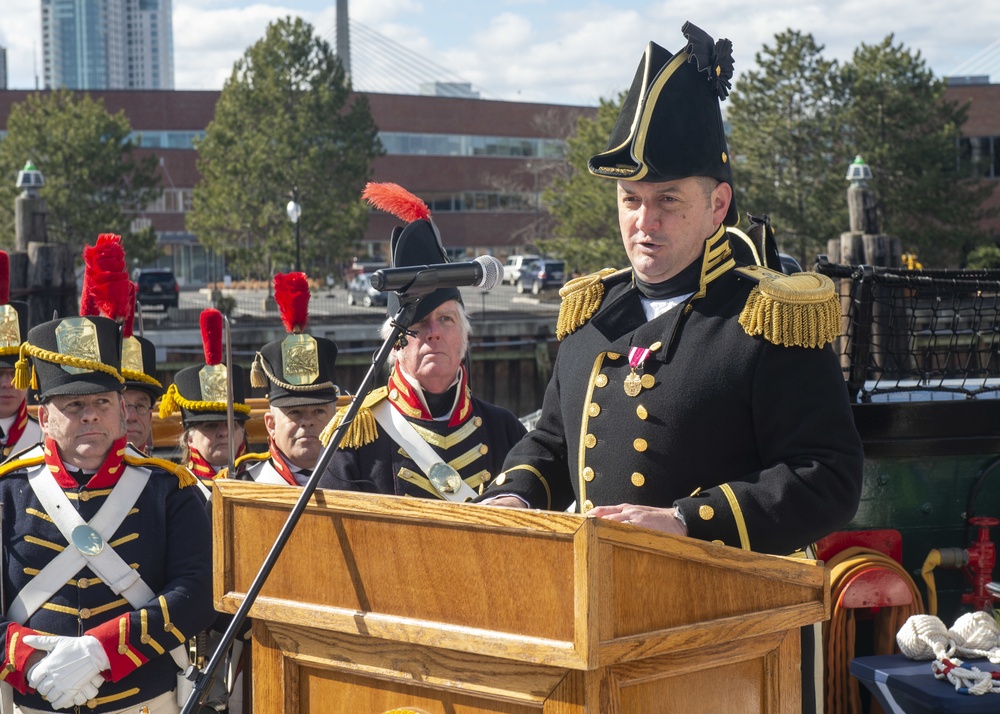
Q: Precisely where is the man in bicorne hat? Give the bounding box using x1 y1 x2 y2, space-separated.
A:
481 23 863 555
0 266 214 712
238 272 340 485
318 183 526 500
0 250 41 457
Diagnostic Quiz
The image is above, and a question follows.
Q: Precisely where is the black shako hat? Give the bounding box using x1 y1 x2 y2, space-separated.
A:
159 308 249 426
251 272 340 407
362 182 463 324
588 22 739 227
23 315 125 401
121 333 164 401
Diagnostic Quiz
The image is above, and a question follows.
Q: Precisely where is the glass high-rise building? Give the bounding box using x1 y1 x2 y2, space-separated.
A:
41 0 173 90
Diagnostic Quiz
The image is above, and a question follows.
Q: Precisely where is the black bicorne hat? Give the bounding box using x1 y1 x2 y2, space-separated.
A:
22 316 125 401
588 22 739 227
251 272 340 407
159 309 249 426
362 182 463 324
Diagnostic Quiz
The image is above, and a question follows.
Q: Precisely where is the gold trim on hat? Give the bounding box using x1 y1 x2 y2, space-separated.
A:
199 363 228 403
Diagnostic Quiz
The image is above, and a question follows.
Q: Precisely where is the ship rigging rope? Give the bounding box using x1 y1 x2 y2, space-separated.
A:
897 612 1000 695
824 547 925 714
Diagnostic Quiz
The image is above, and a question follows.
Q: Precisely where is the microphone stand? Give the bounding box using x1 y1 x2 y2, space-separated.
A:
180 280 436 714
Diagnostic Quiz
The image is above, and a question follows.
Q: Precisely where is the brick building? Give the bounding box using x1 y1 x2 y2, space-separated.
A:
0 89 595 285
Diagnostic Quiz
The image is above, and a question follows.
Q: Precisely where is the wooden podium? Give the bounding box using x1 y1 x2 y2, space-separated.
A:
213 481 829 713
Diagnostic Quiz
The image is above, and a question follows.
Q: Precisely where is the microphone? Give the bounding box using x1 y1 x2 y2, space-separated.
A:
370 255 504 292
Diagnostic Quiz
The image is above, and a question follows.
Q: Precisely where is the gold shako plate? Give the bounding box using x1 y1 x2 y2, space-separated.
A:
0 304 20 348
199 363 228 402
122 335 144 374
281 333 319 386
55 317 100 375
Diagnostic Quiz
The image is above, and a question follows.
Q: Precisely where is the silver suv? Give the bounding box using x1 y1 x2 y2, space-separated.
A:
502 254 541 285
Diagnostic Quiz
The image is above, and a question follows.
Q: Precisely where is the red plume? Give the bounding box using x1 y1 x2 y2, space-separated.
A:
0 251 9 305
79 271 97 316
82 234 130 321
273 272 310 333
123 282 137 338
200 308 224 366
362 182 431 223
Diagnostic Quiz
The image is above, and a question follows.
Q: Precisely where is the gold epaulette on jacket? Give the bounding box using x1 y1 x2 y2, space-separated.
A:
735 265 840 348
235 451 270 469
556 268 629 340
124 453 199 488
0 451 44 478
319 387 388 448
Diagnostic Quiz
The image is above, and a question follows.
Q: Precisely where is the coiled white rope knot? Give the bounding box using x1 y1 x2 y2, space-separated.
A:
897 613 1000 695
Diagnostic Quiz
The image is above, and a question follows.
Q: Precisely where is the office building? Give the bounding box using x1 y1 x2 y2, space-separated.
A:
41 0 173 90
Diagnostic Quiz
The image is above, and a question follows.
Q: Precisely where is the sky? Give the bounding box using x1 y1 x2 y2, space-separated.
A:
0 0 996 106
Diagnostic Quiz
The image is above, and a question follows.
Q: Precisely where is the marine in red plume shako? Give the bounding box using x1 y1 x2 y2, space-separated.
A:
363 182 462 324
251 272 339 406
14 236 126 400
159 308 249 425
78 235 163 400
0 250 41 456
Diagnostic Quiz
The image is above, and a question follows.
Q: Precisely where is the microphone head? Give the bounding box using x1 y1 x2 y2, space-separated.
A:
474 255 505 290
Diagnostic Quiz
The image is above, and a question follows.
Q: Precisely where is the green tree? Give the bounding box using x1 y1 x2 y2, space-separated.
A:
728 30 849 266
189 16 382 280
841 36 995 265
541 95 627 274
0 90 162 256
965 244 1000 269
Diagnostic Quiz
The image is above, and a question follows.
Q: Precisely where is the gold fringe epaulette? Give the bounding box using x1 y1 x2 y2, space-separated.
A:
736 265 840 348
235 451 270 469
0 452 44 478
320 387 387 448
124 453 199 488
556 268 629 340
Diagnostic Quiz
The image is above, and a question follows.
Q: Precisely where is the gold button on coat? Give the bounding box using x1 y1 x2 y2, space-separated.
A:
584 434 597 448
607 352 621 360
588 402 601 417
595 374 608 388
649 341 663 351
699 505 715 521
583 467 595 482
389 389 399 400
79 608 92 619
640 374 655 389
633 438 647 452
79 491 91 502
636 405 648 420
479 445 489 455
474 417 483 427
631 472 645 487
78 578 90 589
495 473 507 485
582 500 594 512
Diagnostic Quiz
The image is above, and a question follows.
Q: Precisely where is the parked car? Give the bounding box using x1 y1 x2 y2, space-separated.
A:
516 259 566 295
502 254 541 285
347 273 389 308
134 268 179 309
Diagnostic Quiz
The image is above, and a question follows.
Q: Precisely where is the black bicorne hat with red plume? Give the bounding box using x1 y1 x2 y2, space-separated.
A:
363 182 462 324
251 272 340 407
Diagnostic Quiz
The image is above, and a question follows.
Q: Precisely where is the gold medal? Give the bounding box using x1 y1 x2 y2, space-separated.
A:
624 370 642 397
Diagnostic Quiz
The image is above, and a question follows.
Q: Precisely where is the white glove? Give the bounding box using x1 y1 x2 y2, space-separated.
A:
23 635 109 709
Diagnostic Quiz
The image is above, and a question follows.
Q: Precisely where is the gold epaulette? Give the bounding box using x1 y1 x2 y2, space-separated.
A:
319 387 388 448
736 265 840 348
0 452 44 478
235 451 271 469
124 453 199 488
556 268 630 340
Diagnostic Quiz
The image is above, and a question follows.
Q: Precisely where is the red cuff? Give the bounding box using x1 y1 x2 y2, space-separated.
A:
1 624 42 694
86 616 147 683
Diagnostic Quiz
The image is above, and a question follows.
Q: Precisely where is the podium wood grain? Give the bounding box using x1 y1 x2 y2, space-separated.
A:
213 480 827 712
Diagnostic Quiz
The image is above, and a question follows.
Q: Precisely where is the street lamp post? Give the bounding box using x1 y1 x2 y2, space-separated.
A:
286 187 302 273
